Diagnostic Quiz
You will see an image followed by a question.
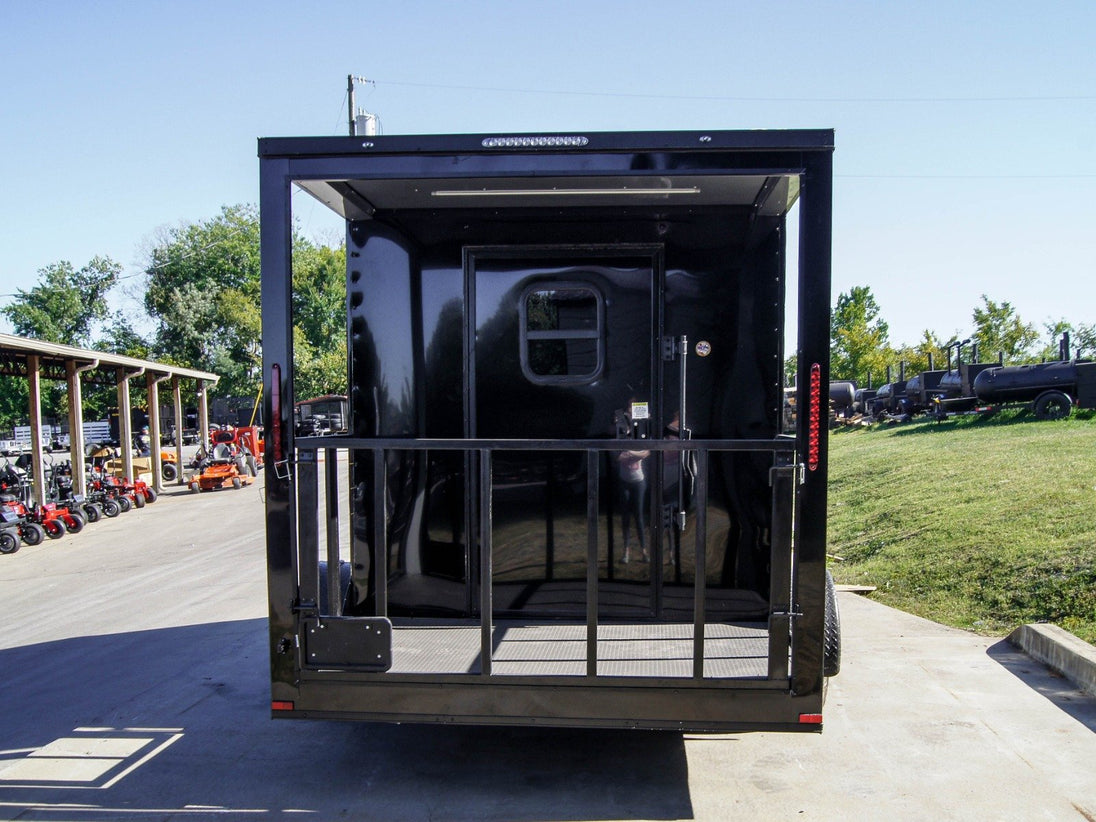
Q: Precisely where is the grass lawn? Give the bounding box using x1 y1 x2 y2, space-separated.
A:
827 407 1096 643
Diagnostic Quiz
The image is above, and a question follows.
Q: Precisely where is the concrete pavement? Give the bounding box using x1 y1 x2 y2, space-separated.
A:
1 479 1094 820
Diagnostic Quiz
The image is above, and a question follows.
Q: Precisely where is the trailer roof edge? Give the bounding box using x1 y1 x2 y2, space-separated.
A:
258 128 835 158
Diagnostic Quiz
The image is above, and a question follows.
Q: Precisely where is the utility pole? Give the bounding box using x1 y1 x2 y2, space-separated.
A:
347 75 379 137
347 74 356 137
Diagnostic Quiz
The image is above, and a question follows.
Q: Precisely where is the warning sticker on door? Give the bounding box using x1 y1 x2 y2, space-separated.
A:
630 402 650 420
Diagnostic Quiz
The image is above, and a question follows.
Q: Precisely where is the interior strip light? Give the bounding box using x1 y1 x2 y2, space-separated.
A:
431 187 700 198
482 135 589 148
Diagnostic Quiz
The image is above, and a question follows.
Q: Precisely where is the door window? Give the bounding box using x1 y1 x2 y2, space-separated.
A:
520 284 604 384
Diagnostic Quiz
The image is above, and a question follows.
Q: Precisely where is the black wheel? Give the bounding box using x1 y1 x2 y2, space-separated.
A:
117 495 132 513
21 522 46 546
101 498 120 518
162 462 178 482
133 492 146 509
0 530 19 554
82 503 102 523
1033 391 1072 421
231 477 242 489
44 519 67 539
824 570 842 678
66 512 86 534
143 488 158 504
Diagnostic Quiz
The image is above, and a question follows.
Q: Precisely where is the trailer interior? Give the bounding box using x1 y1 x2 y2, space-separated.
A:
260 130 835 731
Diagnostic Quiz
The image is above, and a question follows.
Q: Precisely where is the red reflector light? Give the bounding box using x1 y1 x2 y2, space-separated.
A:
271 700 295 712
807 363 822 472
799 713 823 724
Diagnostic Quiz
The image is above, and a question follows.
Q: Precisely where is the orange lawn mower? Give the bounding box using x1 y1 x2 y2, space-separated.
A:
188 430 256 492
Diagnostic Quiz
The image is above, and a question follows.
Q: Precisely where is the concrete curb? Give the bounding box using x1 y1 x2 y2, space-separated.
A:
1007 623 1096 699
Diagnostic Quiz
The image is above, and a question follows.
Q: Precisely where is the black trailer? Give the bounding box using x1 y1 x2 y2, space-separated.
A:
259 129 836 732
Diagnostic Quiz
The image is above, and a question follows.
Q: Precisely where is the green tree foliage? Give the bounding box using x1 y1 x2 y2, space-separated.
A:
2 256 121 345
892 330 949 377
144 205 262 398
1038 319 1096 361
0 256 121 429
830 286 891 386
971 295 1038 364
1075 323 1096 358
143 204 346 402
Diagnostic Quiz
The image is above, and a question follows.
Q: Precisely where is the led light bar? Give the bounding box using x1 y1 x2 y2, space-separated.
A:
808 362 822 472
481 135 589 148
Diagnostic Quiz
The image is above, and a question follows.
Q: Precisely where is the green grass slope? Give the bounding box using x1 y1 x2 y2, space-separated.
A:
827 408 1096 643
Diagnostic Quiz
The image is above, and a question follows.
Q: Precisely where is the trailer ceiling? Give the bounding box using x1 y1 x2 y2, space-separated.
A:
296 173 799 221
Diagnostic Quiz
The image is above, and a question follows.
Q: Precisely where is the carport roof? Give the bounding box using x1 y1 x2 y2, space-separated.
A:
0 332 220 385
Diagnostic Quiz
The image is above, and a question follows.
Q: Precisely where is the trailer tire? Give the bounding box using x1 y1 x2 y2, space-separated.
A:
1033 391 1072 421
21 522 46 545
101 498 120 518
162 463 178 482
824 570 842 678
0 530 19 554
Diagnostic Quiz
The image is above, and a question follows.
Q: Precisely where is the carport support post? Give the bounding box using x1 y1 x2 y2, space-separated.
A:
172 377 185 485
65 359 97 498
146 372 170 492
27 354 46 506
197 379 210 455
116 368 135 485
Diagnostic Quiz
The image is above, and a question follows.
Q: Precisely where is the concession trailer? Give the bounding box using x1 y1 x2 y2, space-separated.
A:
259 128 838 732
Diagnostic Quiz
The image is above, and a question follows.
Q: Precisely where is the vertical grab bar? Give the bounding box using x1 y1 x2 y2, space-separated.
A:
297 449 320 611
324 447 341 616
479 449 493 676
585 449 599 677
691 448 708 679
372 448 388 616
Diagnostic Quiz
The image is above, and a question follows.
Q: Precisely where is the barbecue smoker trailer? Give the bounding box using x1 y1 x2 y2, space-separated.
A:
259 129 837 732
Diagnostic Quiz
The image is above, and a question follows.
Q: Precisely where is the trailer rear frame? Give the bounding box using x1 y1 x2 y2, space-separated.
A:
259 129 835 732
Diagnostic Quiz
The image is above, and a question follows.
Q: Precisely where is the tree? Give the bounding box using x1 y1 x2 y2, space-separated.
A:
143 205 262 398
142 204 347 401
971 295 1038 364
830 286 892 386
0 256 122 429
2 256 121 346
892 330 949 377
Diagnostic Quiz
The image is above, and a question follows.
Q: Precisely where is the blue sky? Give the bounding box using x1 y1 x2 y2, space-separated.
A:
1 1 1093 350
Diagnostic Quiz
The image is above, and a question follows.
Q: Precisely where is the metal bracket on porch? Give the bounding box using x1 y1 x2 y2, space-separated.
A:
301 617 392 671
769 462 805 486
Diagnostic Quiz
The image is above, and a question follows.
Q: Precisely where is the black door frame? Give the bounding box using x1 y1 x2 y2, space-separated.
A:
462 243 667 617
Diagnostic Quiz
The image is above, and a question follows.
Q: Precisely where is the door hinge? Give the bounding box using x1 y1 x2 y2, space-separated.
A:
662 504 687 532
661 335 687 361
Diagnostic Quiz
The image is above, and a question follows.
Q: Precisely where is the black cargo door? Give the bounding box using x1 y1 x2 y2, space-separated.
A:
467 247 661 617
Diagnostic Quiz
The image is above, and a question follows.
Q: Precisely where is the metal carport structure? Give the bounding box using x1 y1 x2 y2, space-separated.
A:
0 332 219 502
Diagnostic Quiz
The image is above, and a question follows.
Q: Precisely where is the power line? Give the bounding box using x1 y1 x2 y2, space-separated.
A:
372 78 1095 104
